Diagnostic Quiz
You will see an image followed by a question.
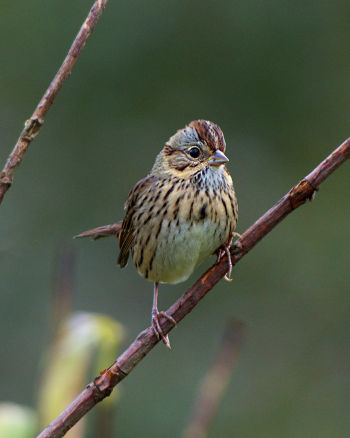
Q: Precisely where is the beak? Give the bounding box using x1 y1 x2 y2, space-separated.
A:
208 149 229 166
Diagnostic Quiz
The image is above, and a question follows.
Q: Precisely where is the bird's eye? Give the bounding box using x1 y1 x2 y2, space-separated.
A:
188 147 201 158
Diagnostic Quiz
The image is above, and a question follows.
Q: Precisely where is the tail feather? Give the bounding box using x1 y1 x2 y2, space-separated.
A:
74 222 122 240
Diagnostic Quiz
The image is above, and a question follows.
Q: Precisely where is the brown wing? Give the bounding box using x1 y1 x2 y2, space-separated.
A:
117 175 155 268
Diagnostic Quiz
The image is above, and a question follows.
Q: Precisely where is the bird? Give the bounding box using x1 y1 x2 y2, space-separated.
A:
76 120 238 349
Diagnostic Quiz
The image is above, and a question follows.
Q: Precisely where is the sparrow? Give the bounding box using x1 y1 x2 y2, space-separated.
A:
76 120 238 349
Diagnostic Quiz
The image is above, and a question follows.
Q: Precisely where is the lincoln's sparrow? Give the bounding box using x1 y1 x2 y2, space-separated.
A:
78 120 238 348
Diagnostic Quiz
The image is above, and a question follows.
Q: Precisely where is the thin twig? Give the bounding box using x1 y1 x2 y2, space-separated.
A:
37 138 349 438
183 320 245 438
0 0 109 205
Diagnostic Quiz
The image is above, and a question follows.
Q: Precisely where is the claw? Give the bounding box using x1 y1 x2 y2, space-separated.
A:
151 282 176 349
152 311 176 349
222 244 233 281
216 232 237 281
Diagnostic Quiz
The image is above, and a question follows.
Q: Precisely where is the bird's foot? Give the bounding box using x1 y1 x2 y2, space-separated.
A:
216 245 233 282
151 310 177 349
216 232 242 281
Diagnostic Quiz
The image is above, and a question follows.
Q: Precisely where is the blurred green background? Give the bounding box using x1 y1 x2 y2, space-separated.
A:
1 0 350 436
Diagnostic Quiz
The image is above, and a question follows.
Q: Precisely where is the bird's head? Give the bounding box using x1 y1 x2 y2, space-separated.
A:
152 120 229 178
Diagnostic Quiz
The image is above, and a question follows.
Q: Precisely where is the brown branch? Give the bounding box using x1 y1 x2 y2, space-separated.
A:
37 138 350 438
183 320 245 438
0 0 109 205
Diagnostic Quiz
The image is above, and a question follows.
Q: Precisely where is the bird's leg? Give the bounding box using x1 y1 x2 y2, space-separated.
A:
216 232 241 282
151 282 177 349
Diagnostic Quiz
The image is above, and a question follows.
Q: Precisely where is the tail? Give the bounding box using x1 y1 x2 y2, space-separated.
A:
74 222 122 240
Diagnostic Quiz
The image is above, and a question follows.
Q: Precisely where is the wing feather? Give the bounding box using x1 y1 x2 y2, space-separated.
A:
117 175 155 268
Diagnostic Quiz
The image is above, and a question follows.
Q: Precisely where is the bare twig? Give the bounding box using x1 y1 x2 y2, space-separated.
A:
37 138 350 438
183 320 245 438
0 0 109 205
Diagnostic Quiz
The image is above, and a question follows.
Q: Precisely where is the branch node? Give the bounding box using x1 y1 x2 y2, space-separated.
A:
93 363 128 395
305 177 318 202
289 178 316 209
0 173 11 185
21 117 44 141
87 381 105 402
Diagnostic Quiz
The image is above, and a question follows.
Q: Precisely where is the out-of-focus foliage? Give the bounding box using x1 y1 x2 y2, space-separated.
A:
38 313 124 437
0 312 124 438
0 403 37 438
1 1 349 437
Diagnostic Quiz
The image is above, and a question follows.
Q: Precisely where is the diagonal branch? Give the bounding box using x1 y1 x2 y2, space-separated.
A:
0 0 110 205
37 138 349 438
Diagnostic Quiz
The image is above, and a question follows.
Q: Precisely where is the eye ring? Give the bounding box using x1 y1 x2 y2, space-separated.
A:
188 146 201 158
